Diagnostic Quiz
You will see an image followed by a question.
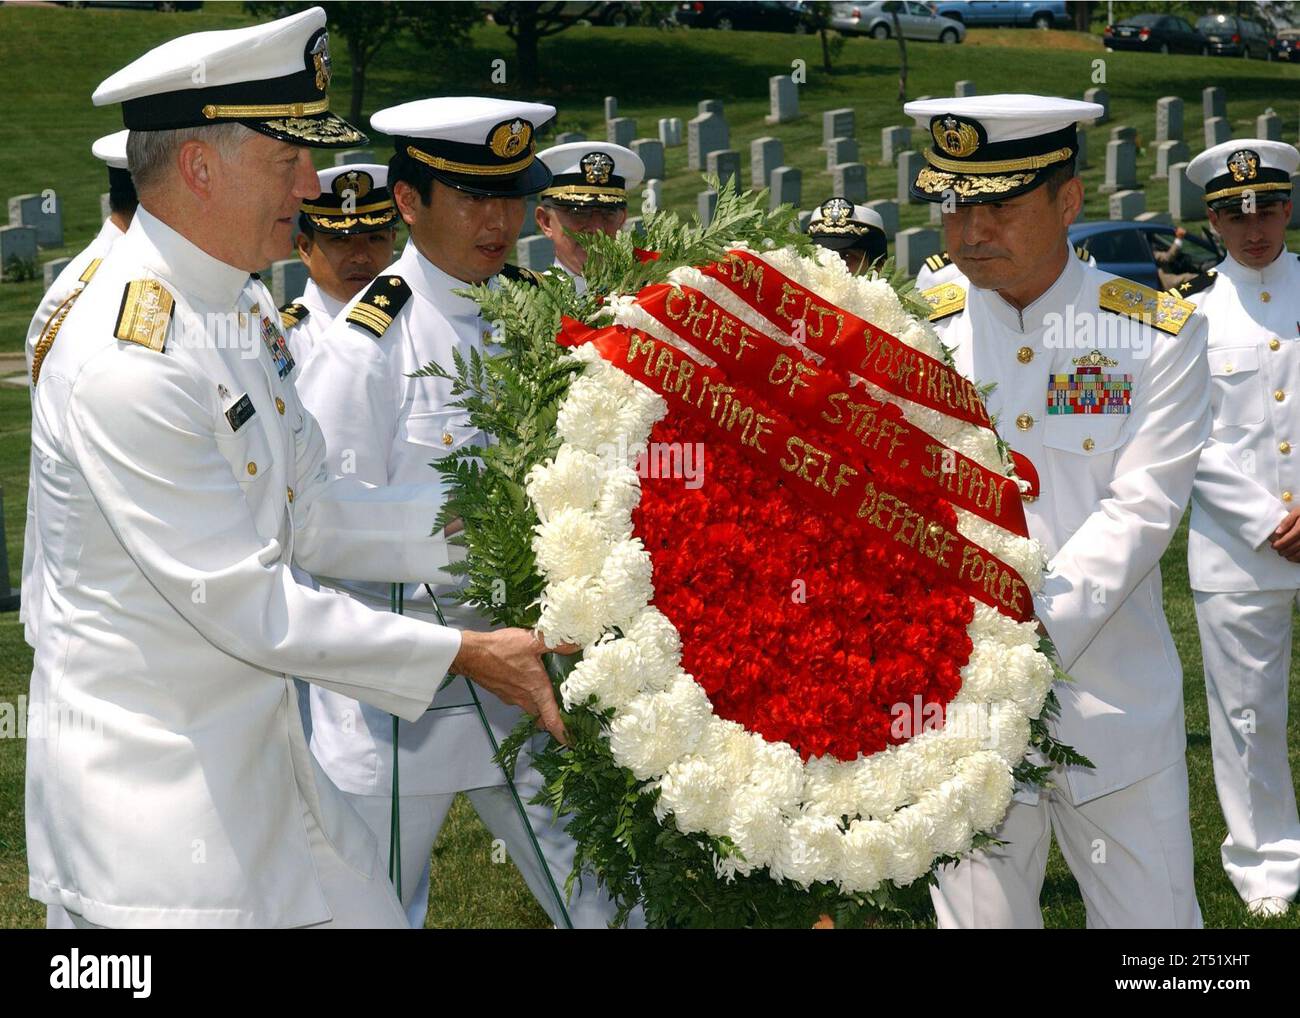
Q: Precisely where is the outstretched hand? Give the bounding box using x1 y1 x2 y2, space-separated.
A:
451 628 578 743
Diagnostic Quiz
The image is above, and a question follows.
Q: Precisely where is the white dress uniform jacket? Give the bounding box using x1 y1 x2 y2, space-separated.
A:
296 240 522 799
26 208 463 928
931 253 1211 804
21 217 125 647
1187 251 1300 591
281 276 344 368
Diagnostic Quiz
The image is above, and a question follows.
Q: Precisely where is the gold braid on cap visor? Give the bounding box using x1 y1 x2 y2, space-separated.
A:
923 145 1074 174
202 98 331 119
406 144 535 175
1203 181 1294 202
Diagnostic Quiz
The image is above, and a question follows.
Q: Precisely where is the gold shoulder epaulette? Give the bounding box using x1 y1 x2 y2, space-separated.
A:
499 263 543 287
279 300 309 330
924 251 952 273
1099 278 1195 336
921 281 965 322
1167 268 1218 301
346 275 411 338
78 258 103 284
1074 244 1091 262
113 278 174 353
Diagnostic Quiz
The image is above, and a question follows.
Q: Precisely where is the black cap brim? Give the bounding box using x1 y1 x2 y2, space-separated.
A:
910 164 1048 205
248 111 368 150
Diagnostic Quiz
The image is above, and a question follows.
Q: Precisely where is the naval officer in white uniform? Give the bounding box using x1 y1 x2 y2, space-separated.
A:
1182 139 1300 919
278 163 398 365
298 99 628 928
805 196 888 275
906 95 1211 928
26 8 565 929
533 141 644 295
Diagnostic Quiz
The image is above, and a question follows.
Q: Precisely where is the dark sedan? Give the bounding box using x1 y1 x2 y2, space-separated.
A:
1104 13 1206 55
675 1 816 32
1069 221 1223 291
1196 12 1272 59
1271 28 1300 62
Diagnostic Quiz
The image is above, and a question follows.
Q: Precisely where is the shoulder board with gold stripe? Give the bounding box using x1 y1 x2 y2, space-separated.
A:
1099 278 1195 336
1166 268 1218 301
78 258 103 284
499 263 544 287
113 279 174 353
346 275 411 338
279 300 309 330
920 281 965 322
924 251 952 273
1074 244 1091 262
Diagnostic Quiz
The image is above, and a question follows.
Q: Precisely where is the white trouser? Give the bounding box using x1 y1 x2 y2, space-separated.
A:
1194 588 1300 903
345 771 638 929
931 761 1202 928
68 801 408 929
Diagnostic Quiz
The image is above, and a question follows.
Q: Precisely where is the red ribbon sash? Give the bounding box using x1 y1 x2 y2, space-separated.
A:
633 282 1029 539
559 317 1033 623
698 250 992 431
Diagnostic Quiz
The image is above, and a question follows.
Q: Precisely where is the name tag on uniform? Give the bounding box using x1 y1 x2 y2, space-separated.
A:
225 393 256 432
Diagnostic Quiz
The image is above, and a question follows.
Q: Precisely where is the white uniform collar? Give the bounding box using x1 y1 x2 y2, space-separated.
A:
973 245 1085 336
551 258 587 295
402 239 486 321
95 216 126 247
300 276 346 320
1215 246 1294 287
127 205 255 307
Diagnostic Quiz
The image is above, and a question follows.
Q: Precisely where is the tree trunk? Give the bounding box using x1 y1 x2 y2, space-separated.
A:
515 10 541 88
893 13 907 102
348 38 366 125
820 26 832 73
1072 2 1092 32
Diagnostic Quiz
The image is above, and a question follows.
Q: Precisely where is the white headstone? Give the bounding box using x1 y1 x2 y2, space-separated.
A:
1204 116 1231 148
897 227 941 276
955 80 977 97
698 189 718 226
1076 129 1089 170
659 117 684 147
607 117 636 148
881 126 911 165
270 258 308 306
822 108 855 147
706 149 741 191
631 139 665 181
825 137 859 172
100 193 112 220
1168 161 1206 222
515 235 555 271
865 199 899 240
42 256 71 290
1084 87 1109 125
1101 139 1137 193
769 166 802 210
554 131 587 145
0 225 37 274
642 179 665 216
832 163 867 204
8 193 63 248
1109 125 1137 143
766 75 799 124
1155 97 1183 143
1108 189 1145 220
750 137 784 189
1256 109 1281 141
1202 86 1226 121
688 112 729 171
1152 140 1189 180
698 99 724 116
604 95 618 120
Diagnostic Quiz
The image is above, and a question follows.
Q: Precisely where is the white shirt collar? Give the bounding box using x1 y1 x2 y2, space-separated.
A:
972 245 1085 336
300 276 346 320
551 259 587 295
126 205 255 308
95 217 126 247
1216 246 1294 287
402 240 486 323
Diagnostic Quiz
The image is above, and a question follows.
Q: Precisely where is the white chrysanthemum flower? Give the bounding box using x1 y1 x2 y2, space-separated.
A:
882 804 935 886
594 463 641 540
599 537 654 626
725 787 790 875
958 752 1015 832
801 755 862 819
692 717 757 786
607 675 711 779
916 780 975 858
746 738 804 814
532 506 611 581
985 702 1031 766
525 445 605 521
560 635 646 711
838 818 892 893
622 606 682 692
555 374 637 453
658 756 731 834
536 575 609 648
852 750 909 818
784 814 843 887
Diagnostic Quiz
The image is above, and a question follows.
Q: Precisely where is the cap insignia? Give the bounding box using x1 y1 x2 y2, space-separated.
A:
309 30 332 93
581 151 615 185
1227 149 1259 183
932 115 982 159
333 170 373 200
490 119 532 159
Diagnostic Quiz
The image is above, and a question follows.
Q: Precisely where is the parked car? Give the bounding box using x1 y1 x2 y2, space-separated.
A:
931 1 1068 29
1104 13 1206 55
1270 27 1300 62
832 1 966 43
674 1 816 33
1196 12 1272 59
1068 221 1223 291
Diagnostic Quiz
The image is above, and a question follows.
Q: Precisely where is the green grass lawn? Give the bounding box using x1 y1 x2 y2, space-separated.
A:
0 5 1298 929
